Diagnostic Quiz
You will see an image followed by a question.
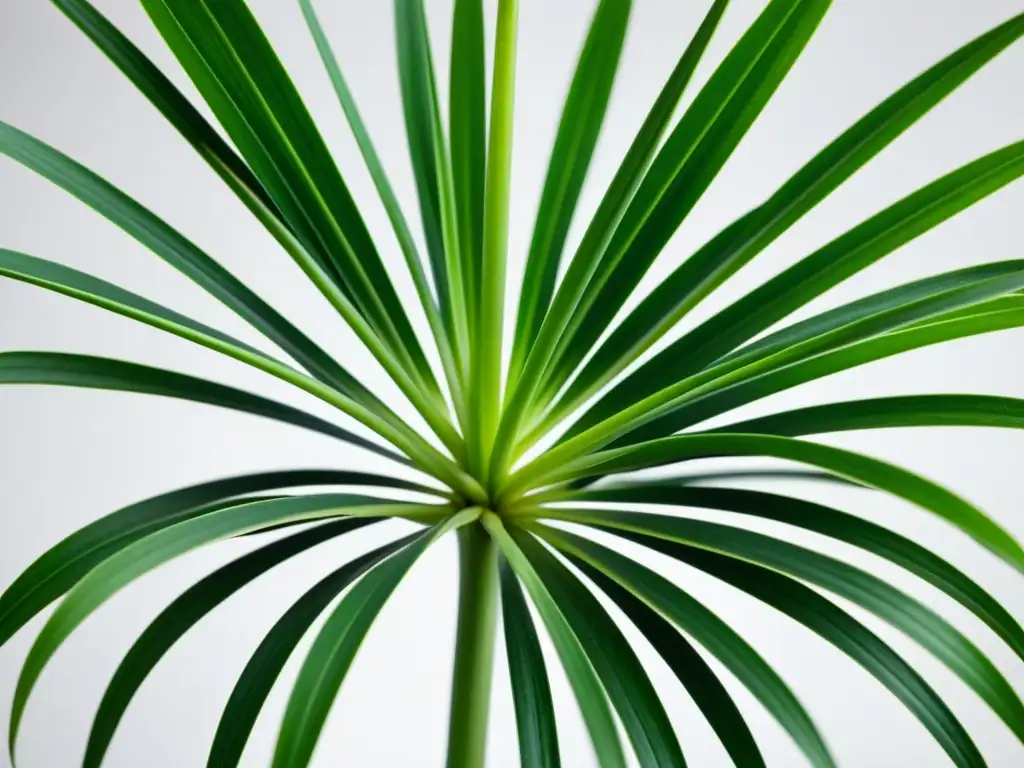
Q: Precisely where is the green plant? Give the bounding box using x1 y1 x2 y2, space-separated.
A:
2 0 1023 765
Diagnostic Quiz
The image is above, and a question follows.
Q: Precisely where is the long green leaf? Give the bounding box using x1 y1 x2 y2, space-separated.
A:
583 564 766 768
552 483 1024 663
299 0 464 417
0 469 430 649
49 0 279 213
0 120 354 396
272 509 479 767
562 261 1024 455
0 248 395 418
543 524 988 768
629 304 1024 440
512 527 686 768
500 557 561 768
396 0 469 369
531 523 835 767
8 494 431 756
549 11 1024 417
481 513 626 768
0 351 407 463
140 0 461 453
719 394 1024 436
145 0 438 394
541 515 1024 743
450 0 487 368
534 0 830 416
83 517 376 768
490 0 731 476
571 140 1024 438
207 535 415 768
541 433 1024 573
507 0 633 391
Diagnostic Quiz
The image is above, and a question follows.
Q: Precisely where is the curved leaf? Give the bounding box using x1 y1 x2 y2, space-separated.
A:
500 557 561 768
630 304 1024 440
83 517 375 768
143 0 439 400
272 509 479 767
560 261 1024 453
207 535 415 767
0 468 429 649
555 483 1024 662
542 433 1024 573
8 494 430 755
531 522 835 767
536 0 830 414
481 513 626 768
0 248 393 417
572 140 1024 437
534 513 1024 747
549 12 1024 418
299 0 464 414
0 120 353 397
508 0 633 390
512 527 686 768
490 0 731 477
583 563 765 768
718 393 1024 435
0 351 406 463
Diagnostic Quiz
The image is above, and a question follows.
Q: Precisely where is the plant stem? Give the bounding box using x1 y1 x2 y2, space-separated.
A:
446 522 500 768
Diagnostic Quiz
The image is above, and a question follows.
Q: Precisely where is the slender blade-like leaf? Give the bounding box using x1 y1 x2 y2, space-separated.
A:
482 513 626 768
530 522 835 767
512 527 686 768
272 509 479 767
207 535 415 768
550 11 1024 417
0 469 430 649
537 433 1024 573
83 517 376 768
554 483 1024 662
583 564 765 768
500 557 561 768
533 514 1024 748
508 0 633 390
572 140 1024 437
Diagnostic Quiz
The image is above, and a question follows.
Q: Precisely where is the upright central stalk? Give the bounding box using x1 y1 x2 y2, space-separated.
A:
446 522 500 768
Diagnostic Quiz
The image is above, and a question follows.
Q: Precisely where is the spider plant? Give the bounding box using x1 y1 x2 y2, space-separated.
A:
2 0 1024 765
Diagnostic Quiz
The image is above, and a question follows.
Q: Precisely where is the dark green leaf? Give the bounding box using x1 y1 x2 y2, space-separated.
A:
207 535 415 768
537 515 1024 755
548 433 1024 573
482 513 626 768
0 351 407 464
0 120 360 397
9 493 425 754
0 469 428 649
512 527 686 768
558 483 1024 663
272 509 478 767
83 517 376 768
575 140 1024 435
500 557 561 768
582 563 765 768
529 522 835 768
508 0 633 390
551 11 1024 417
718 394 1024 436
537 0 830 413
629 303 1024 439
